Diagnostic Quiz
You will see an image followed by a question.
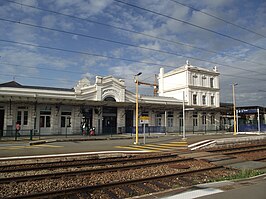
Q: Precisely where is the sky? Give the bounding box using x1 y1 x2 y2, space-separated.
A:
0 0 265 106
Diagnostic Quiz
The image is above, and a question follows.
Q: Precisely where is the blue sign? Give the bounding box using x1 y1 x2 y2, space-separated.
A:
238 109 257 114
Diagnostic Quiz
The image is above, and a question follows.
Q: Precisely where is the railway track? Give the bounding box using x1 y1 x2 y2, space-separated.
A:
1 143 266 198
6 165 225 199
206 143 266 153
0 152 179 172
0 157 193 183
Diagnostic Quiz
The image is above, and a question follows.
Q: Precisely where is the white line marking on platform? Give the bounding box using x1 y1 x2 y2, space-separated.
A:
191 140 216 151
188 140 211 148
0 151 148 161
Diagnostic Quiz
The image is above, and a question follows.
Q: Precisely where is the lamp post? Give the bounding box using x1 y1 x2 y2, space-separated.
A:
134 72 142 144
232 83 238 136
183 91 186 140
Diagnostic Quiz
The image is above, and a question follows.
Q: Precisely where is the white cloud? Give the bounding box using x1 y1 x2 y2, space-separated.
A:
41 15 57 28
1 0 265 105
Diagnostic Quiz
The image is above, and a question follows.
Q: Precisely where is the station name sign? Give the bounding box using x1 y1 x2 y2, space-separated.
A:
238 109 258 114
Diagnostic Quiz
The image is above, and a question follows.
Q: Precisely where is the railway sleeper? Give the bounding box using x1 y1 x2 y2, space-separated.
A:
102 188 121 199
120 185 138 197
150 180 170 189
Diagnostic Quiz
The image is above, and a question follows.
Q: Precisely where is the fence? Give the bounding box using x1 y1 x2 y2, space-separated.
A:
118 125 224 135
238 124 266 132
0 127 83 141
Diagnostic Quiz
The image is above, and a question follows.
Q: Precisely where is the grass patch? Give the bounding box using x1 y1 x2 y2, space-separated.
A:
213 169 265 182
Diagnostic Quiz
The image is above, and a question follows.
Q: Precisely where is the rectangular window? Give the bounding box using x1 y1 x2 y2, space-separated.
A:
40 110 51 128
156 118 161 126
61 111 71 127
193 74 198 85
167 118 173 127
17 110 28 126
202 76 206 87
210 78 214 88
179 112 183 127
202 95 206 105
193 112 198 127
167 111 174 127
61 117 66 128
193 94 197 105
17 111 22 125
155 113 162 126
202 113 206 125
211 113 215 124
46 116 51 127
23 111 28 125
211 96 215 105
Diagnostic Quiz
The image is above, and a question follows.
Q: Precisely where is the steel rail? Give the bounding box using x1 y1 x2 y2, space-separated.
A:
0 157 194 183
0 153 179 172
221 147 266 155
206 143 266 153
6 165 224 199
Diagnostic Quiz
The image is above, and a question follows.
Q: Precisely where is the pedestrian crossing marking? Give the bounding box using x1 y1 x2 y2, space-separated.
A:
23 146 43 149
160 143 188 147
129 145 164 151
38 144 63 148
115 146 153 152
0 144 63 150
169 142 188 145
144 144 177 150
115 141 188 152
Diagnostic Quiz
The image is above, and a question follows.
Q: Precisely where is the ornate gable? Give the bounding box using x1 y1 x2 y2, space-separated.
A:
74 76 126 102
96 76 126 102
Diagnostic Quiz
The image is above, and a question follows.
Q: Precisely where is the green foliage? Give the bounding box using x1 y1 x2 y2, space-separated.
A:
214 169 265 182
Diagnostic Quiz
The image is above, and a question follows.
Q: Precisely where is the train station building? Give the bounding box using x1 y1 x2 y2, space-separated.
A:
0 61 226 136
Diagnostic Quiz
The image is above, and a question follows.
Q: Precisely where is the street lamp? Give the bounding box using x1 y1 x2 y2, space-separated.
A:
134 72 142 144
232 83 238 136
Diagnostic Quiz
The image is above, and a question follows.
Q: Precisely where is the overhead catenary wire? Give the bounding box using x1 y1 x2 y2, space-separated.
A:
1 62 85 75
1 16 266 75
0 39 178 69
1 1 265 87
169 0 266 39
1 34 266 77
0 73 77 84
113 0 266 51
4 0 266 68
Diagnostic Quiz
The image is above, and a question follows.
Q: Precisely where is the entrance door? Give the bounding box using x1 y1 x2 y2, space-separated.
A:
0 110 4 137
102 107 117 134
60 113 71 134
82 109 92 134
125 110 133 133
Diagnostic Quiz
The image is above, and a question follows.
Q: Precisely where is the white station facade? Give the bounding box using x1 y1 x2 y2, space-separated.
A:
0 61 223 136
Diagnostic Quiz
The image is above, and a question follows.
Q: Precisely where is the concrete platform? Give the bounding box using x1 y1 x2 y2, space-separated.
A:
226 161 266 170
178 151 213 159
197 154 235 162
211 158 244 166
